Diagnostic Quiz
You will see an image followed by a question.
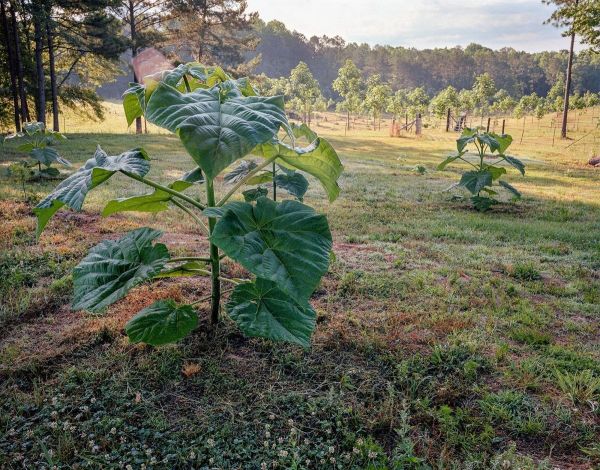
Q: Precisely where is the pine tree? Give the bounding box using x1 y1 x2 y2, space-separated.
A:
114 0 167 133
166 0 258 67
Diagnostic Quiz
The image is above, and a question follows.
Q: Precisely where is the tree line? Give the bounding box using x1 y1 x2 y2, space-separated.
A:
254 61 600 132
251 19 600 102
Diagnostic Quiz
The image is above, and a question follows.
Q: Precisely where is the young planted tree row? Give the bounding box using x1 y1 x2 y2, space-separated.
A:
257 59 600 133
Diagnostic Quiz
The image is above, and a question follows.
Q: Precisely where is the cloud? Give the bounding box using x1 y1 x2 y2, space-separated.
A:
247 0 573 52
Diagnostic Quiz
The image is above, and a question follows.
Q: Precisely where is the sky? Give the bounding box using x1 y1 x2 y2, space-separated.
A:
246 0 577 52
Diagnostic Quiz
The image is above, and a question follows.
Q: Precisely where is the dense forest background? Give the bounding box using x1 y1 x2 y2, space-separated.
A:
98 19 600 101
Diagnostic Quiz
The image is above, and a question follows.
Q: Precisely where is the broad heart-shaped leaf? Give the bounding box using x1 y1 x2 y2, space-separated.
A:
459 170 493 195
123 82 146 126
292 122 318 142
477 133 500 153
503 156 525 176
144 82 289 180
227 278 316 348
437 154 463 171
123 63 256 128
125 300 198 346
102 179 194 216
457 128 477 153
33 147 150 236
253 136 343 202
211 197 332 304
36 167 61 179
499 180 522 199
23 121 45 135
275 171 309 201
490 133 513 154
154 261 209 278
246 172 273 185
471 196 498 212
224 160 257 184
30 147 72 167
72 228 170 313
243 187 268 202
484 165 507 181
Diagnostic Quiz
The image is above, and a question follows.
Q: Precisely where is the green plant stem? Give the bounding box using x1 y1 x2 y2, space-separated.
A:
272 162 277 201
216 155 279 206
190 287 234 306
205 178 221 324
170 198 209 235
183 75 191 92
220 277 244 285
120 170 206 211
168 256 212 263
456 156 480 170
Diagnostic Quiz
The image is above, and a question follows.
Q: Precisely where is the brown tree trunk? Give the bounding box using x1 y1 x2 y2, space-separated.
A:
0 0 20 131
46 7 59 131
129 0 142 134
10 2 29 122
33 3 46 124
561 6 577 140
198 5 207 61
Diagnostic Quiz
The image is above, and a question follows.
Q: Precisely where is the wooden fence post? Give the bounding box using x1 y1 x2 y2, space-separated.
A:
416 114 422 135
501 119 505 135
446 108 451 132
486 117 491 132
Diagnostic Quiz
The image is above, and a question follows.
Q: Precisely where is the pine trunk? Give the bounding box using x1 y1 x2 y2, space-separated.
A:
33 5 46 124
10 3 29 122
129 0 142 134
46 9 59 131
0 0 20 131
561 7 577 140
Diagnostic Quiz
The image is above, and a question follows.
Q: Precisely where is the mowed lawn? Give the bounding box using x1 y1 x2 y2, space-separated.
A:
0 108 599 469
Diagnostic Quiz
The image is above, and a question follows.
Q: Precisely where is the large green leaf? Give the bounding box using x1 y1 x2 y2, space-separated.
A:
243 187 268 202
144 83 288 179
154 261 209 278
123 63 256 128
484 165 507 181
503 156 525 176
144 63 231 95
227 278 316 347
471 196 498 212
125 300 198 346
253 136 343 202
33 147 150 236
275 171 309 201
30 147 71 167
123 82 146 126
102 179 196 216
211 197 332 304
499 180 522 199
491 133 513 154
246 172 273 185
224 160 258 184
477 133 500 153
437 154 463 171
72 228 170 312
459 170 493 195
457 128 477 153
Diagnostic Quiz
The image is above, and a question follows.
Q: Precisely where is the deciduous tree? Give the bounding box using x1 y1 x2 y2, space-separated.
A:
332 59 362 131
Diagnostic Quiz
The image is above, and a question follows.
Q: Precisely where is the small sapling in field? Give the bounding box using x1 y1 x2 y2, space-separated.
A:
438 127 525 211
4 121 70 180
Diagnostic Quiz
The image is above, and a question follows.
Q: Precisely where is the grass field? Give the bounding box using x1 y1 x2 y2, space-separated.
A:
0 105 599 469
